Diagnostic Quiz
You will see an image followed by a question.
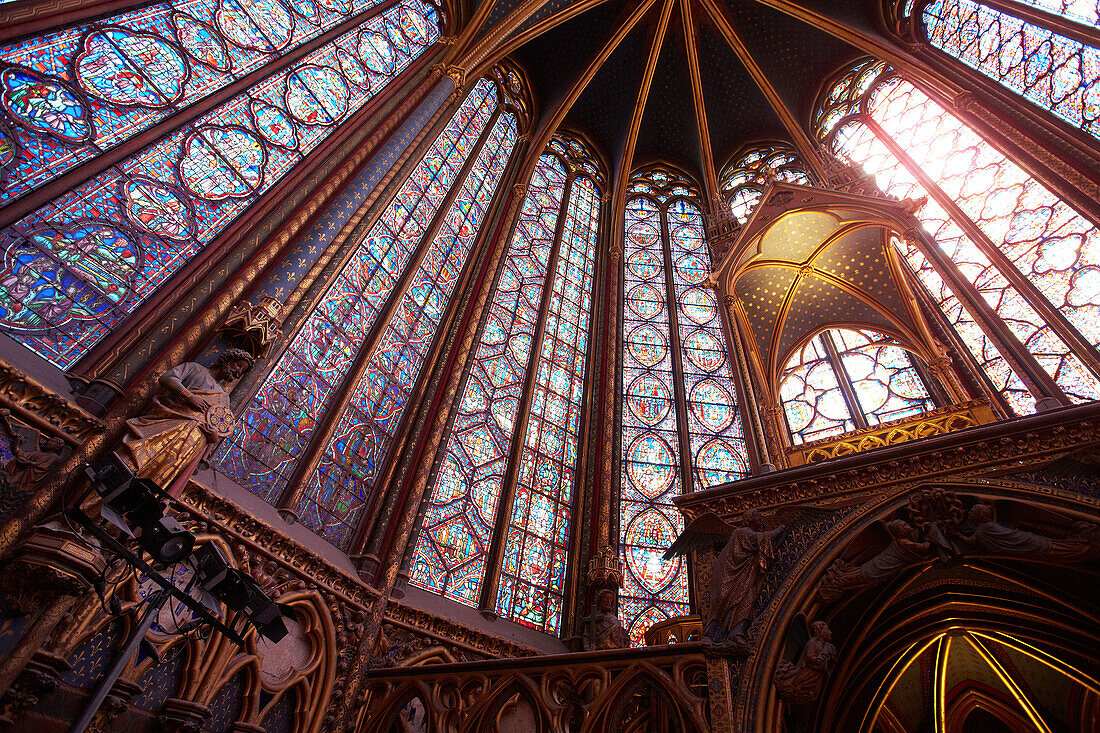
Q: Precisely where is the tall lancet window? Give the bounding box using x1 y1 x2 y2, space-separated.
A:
215 74 519 548
814 59 1100 415
721 143 811 224
0 0 440 368
909 0 1099 141
409 135 601 634
619 168 750 646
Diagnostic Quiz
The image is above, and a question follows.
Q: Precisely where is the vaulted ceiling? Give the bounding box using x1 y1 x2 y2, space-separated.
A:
457 0 882 192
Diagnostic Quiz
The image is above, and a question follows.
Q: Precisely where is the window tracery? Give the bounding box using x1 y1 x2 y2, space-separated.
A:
0 0 440 368
409 134 602 632
911 0 1099 141
814 59 1100 414
720 143 811 224
214 75 519 548
619 168 749 646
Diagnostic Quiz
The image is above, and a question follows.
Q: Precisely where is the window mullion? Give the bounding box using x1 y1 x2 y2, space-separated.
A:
477 174 576 614
658 204 696 496
820 330 870 429
275 105 503 513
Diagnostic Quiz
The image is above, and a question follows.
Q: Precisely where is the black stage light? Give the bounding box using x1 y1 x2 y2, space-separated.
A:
189 544 289 642
142 515 195 565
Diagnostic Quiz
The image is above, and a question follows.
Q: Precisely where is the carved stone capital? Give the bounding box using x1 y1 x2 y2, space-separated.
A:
586 544 623 588
430 63 465 88
0 651 68 725
219 296 284 359
158 698 211 733
0 522 104 614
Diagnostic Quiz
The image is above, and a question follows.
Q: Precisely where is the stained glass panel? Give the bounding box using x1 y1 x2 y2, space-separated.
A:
496 175 598 633
921 0 1099 141
297 110 518 547
409 153 568 605
780 337 854 444
720 143 811 224
619 195 686 646
212 80 497 510
0 0 439 368
0 0 431 204
817 61 1100 410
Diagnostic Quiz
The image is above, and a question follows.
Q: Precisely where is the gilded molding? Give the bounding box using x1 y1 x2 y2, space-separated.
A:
0 361 103 445
383 600 538 659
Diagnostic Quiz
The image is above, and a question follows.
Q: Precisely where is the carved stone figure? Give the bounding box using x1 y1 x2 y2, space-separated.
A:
0 409 65 516
581 588 629 651
706 509 784 644
818 520 932 603
774 620 837 706
955 504 1097 561
116 349 253 496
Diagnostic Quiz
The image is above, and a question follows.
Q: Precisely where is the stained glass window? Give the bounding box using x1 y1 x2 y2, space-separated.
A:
815 60 1100 414
720 143 811 224
213 78 502 539
0 0 440 369
619 170 749 646
409 136 601 635
780 328 936 445
916 0 1099 141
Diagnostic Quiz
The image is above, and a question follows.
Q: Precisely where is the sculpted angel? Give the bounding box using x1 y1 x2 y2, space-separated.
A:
818 519 932 603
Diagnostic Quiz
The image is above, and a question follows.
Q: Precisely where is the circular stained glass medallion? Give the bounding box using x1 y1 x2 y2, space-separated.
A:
172 14 231 72
217 0 294 53
625 433 675 498
689 379 734 432
317 0 353 12
682 329 725 372
121 177 194 241
695 438 747 487
249 99 297 149
177 125 265 200
0 67 91 143
627 283 662 319
285 65 348 125
358 32 396 75
627 324 667 367
76 28 188 108
624 508 679 593
627 249 662 280
675 252 709 284
626 374 670 426
680 287 716 325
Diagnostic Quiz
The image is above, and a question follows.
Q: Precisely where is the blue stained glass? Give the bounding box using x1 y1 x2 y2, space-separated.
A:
212 79 498 519
297 110 517 548
0 1 439 368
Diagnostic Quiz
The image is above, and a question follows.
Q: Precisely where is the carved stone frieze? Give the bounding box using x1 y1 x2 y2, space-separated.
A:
383 601 537 660
0 361 103 444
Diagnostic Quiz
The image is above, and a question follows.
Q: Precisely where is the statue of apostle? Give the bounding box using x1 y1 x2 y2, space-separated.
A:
116 349 253 496
581 588 630 650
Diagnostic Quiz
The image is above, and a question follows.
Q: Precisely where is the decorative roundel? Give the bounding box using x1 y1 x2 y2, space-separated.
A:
0 221 139 332
317 0 353 13
284 65 348 125
121 177 195 241
287 0 321 23
627 324 667 368
396 6 433 45
626 373 671 426
627 283 663 319
76 28 189 108
217 0 295 53
682 328 725 372
675 252 709 284
625 432 675 498
204 404 236 437
624 508 678 593
177 125 265 200
358 32 396 76
626 220 659 248
249 99 297 149
172 13 231 72
695 438 747 488
689 379 735 432
679 286 716 325
0 66 92 143
336 47 370 90
627 249 662 280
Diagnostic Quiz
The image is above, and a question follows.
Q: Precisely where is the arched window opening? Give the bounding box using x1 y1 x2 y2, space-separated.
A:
780 328 938 445
619 167 750 646
409 133 602 634
215 73 519 549
814 59 1100 416
720 143 812 224
0 0 441 369
910 0 1099 141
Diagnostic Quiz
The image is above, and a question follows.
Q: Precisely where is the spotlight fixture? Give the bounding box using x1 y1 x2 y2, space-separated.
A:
190 544 289 642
